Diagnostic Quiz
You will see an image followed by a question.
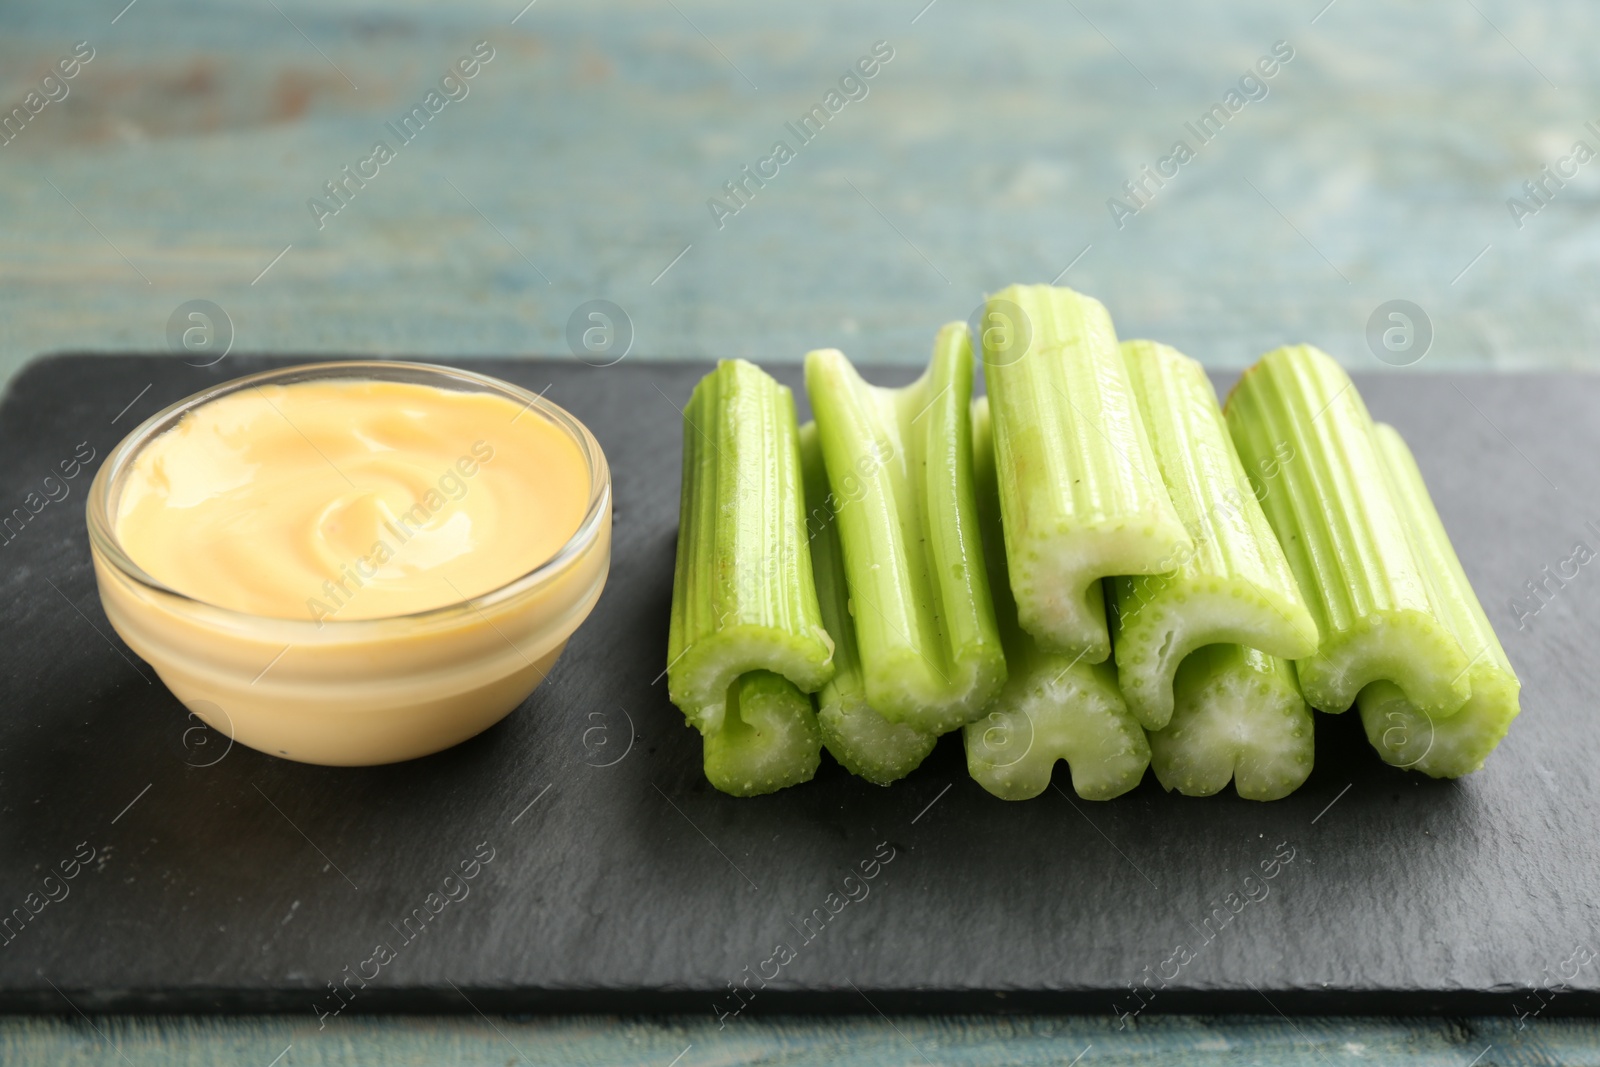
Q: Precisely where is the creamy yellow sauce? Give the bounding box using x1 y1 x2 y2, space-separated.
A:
115 379 590 621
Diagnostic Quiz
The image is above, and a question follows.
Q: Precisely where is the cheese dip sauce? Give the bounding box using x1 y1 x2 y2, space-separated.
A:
88 364 610 766
115 379 589 622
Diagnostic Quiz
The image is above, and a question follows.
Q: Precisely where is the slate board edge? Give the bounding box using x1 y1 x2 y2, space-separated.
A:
10 349 1596 406
3 986 1595 1017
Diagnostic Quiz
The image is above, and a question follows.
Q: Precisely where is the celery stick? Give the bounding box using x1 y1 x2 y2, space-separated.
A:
1111 340 1319 730
982 285 1191 663
803 324 1006 735
667 359 835 736
1358 678 1518 779
966 652 1148 801
1224 345 1471 716
800 422 937 784
963 398 1151 801
1148 645 1314 801
703 671 823 796
1355 423 1520 777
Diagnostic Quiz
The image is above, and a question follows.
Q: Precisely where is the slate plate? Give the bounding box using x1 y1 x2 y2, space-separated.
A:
1 353 1596 1020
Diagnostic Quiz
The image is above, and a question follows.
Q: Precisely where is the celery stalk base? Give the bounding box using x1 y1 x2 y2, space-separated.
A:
1148 645 1313 802
964 657 1150 801
703 671 823 797
1357 669 1519 779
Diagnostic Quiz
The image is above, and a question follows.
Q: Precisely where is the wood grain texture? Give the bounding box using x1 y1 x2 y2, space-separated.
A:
0 0 1596 389
2 1014 1597 1067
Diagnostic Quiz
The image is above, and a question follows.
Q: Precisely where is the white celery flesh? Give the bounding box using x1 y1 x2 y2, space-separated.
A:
966 656 1150 802
1148 645 1314 802
703 671 823 797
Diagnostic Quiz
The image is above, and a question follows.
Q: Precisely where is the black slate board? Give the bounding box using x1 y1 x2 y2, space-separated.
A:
2 353 1597 1020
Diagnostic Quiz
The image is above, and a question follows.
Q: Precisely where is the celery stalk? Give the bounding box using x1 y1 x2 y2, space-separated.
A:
1357 680 1518 779
982 285 1192 663
963 397 1151 801
1355 423 1520 777
1224 345 1472 716
703 671 823 796
1111 340 1319 730
1147 645 1314 801
667 359 835 737
803 324 1006 735
800 422 937 784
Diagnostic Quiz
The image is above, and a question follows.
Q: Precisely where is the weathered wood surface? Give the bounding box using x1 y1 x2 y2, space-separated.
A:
0 0 1594 389
3 1014 1598 1067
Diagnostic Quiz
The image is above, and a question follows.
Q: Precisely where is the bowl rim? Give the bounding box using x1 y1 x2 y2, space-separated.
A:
86 359 611 634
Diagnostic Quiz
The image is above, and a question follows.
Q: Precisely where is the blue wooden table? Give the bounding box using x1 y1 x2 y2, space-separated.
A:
5 1014 1600 1065
3 0 1596 1061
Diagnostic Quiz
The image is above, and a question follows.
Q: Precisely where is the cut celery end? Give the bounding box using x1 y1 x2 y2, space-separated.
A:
1112 339 1319 730
1224 345 1471 716
983 286 1191 662
965 397 1151 801
800 422 938 784
671 628 835 734
803 325 1005 735
1148 645 1314 802
703 671 823 797
1294 613 1473 716
964 657 1150 801
1112 574 1319 730
667 359 835 734
1354 422 1521 775
818 694 939 786
1357 670 1519 779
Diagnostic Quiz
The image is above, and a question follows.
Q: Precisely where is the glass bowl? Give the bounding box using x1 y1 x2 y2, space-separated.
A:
86 361 611 766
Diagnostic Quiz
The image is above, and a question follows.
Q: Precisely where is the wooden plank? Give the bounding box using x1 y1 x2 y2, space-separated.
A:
1 1013 1593 1066
1 0 1594 392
